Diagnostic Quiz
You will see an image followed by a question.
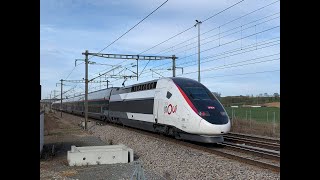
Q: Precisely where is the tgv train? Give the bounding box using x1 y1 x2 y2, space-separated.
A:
52 77 231 143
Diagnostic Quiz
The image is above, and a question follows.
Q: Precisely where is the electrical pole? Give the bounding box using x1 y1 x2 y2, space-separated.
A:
172 55 176 77
136 57 139 81
60 79 63 117
107 80 109 88
195 20 202 82
84 50 89 130
49 93 52 111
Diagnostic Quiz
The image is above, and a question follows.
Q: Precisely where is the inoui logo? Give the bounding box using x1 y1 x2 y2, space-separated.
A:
164 104 177 115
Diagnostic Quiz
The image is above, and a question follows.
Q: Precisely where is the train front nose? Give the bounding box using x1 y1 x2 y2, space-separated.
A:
199 118 231 135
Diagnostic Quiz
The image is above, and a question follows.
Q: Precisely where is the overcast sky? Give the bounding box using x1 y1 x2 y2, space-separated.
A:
40 0 280 99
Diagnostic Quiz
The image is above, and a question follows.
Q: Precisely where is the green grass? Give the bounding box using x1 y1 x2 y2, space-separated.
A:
224 107 280 123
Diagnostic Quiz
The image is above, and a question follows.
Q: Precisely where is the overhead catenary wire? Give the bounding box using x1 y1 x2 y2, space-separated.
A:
65 0 279 93
110 38 280 83
64 62 84 80
177 40 280 68
88 0 169 60
139 0 245 55
79 68 280 94
158 13 280 56
201 69 280 79
135 1 280 77
136 0 245 76
175 26 279 62
70 0 169 84
139 47 280 78
141 27 280 75
139 26 280 75
112 57 280 87
90 0 272 85
179 58 279 76
154 0 279 56
185 69 280 83
52 84 78 99
138 40 280 78
142 23 280 73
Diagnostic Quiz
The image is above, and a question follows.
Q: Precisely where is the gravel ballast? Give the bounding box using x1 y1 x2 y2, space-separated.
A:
40 112 164 180
58 112 280 179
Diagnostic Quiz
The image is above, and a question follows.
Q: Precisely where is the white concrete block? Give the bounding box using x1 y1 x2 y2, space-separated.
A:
67 144 134 166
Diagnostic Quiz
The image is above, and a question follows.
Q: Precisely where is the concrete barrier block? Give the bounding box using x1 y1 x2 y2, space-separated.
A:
67 144 134 166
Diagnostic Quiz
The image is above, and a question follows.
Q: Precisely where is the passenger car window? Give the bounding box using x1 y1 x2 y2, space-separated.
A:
166 91 172 99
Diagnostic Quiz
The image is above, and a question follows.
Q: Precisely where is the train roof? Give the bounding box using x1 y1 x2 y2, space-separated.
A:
52 77 196 104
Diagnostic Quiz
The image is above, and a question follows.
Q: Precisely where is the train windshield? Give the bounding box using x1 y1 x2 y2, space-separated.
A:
173 78 229 125
185 87 211 100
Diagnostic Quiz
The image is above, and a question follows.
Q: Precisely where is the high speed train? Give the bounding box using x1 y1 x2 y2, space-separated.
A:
52 77 231 143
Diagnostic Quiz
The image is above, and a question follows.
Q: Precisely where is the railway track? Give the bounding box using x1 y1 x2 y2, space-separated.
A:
56 112 280 172
226 132 280 145
223 134 280 152
201 145 280 172
218 141 279 160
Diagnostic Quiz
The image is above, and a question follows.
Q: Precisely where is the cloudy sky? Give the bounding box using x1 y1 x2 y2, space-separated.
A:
40 0 280 99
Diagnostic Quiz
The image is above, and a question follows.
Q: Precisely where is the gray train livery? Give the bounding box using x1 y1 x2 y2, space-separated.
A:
52 77 231 143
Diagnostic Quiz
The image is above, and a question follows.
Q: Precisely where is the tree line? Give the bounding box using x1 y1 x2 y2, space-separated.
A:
212 92 280 107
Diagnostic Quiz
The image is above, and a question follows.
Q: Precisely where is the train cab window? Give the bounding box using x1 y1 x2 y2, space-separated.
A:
166 91 172 99
185 87 212 100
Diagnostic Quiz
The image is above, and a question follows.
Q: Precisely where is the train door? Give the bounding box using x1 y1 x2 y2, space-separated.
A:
165 85 179 127
153 90 161 123
180 106 191 131
154 84 177 128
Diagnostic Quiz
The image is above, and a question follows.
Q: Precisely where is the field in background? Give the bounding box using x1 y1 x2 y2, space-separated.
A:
225 107 280 123
230 117 280 138
224 106 280 138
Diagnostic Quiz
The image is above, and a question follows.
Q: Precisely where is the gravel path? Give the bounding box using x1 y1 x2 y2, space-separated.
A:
58 112 280 179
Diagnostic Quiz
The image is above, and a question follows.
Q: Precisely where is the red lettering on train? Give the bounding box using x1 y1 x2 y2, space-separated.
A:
168 104 172 115
164 104 177 115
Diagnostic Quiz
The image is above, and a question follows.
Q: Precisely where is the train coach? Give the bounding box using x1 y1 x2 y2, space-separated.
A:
52 77 231 143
